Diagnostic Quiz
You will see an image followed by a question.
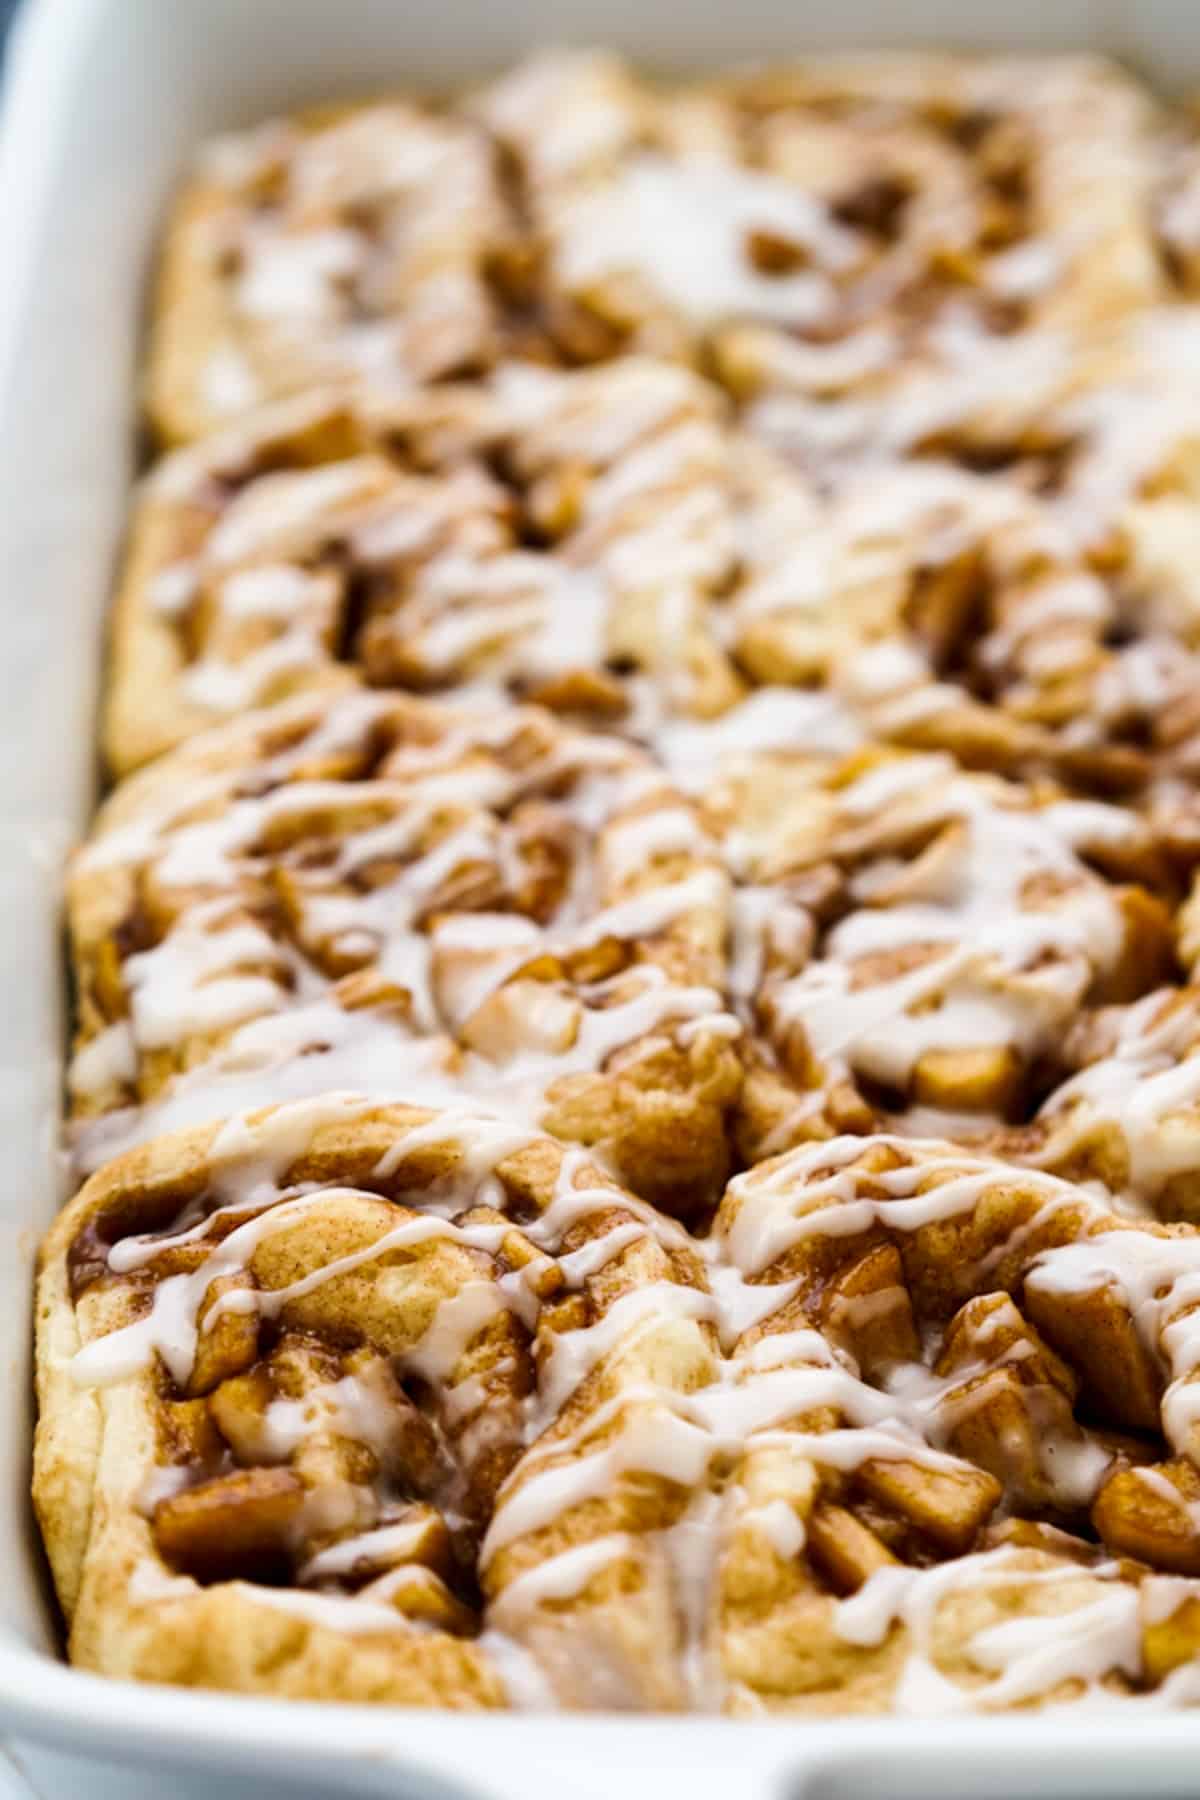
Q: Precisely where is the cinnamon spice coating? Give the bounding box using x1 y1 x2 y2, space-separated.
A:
40 45 1200 1714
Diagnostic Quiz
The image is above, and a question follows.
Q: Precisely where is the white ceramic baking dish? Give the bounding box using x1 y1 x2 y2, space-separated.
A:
7 0 1200 1791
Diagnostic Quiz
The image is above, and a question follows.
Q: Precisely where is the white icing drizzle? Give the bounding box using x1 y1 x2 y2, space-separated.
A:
558 153 858 327
747 755 1134 1104
834 1550 1143 1712
1037 992 1200 1197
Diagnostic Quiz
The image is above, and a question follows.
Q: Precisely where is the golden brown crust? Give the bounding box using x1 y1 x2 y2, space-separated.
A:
33 1222 100 1619
145 184 243 450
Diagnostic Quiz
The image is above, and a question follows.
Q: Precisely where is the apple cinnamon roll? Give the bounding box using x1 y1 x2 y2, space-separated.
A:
71 689 742 1216
697 1134 1200 1709
104 363 775 775
145 100 523 447
36 1100 710 1703
734 310 1200 795
700 744 1177 1156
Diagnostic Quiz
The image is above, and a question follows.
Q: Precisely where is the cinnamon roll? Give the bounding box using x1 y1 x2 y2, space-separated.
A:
145 100 521 446
71 689 742 1217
